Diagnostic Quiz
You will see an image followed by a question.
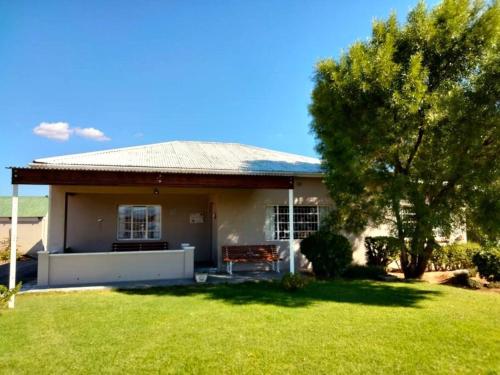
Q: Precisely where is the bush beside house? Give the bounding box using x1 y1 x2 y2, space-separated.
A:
364 236 400 268
473 248 500 281
429 242 481 271
300 230 352 278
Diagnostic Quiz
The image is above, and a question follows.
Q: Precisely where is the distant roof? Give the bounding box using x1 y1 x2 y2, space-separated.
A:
28 141 323 176
0 196 48 218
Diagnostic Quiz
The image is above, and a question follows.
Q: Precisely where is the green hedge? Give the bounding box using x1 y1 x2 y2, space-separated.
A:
473 248 500 281
429 242 481 271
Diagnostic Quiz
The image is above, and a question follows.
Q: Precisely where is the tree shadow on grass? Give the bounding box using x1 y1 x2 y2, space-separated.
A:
117 280 441 309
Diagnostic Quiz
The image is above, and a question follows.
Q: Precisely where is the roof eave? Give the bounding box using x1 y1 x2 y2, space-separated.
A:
24 163 324 177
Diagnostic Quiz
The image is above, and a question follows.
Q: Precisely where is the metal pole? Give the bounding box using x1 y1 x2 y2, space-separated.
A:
288 188 295 274
8 184 19 309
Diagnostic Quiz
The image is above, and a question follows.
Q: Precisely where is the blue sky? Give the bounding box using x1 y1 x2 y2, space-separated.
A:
0 0 439 196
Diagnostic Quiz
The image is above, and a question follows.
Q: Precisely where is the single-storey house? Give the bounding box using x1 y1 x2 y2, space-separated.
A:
0 196 48 256
9 140 461 289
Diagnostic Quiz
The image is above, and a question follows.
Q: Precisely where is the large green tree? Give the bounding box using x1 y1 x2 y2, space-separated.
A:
310 0 499 278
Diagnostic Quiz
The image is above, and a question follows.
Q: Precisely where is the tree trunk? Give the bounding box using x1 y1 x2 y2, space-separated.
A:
401 257 428 279
400 242 434 279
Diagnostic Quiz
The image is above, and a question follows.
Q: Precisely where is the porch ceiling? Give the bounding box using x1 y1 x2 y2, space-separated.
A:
10 168 294 189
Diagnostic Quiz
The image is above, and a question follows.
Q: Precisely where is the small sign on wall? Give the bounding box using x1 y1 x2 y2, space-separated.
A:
189 213 204 224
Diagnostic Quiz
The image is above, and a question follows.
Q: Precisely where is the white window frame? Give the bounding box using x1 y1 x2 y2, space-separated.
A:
117 205 161 241
268 205 325 241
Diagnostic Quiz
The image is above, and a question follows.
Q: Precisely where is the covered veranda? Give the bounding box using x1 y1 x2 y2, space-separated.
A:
6 167 298 308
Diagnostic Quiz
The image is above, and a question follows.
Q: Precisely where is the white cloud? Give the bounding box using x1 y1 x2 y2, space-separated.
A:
74 127 111 141
33 122 110 142
134 132 144 138
33 122 72 141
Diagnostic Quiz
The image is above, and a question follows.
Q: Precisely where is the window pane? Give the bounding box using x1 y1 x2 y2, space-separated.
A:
117 205 161 240
133 206 146 220
147 206 161 236
148 231 160 240
132 207 146 239
118 206 132 219
118 231 131 239
147 206 160 221
133 230 145 239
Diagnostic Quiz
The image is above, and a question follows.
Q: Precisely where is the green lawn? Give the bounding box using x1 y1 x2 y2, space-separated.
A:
1 280 499 374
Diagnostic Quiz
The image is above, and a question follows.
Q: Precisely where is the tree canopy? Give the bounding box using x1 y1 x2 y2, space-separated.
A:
310 0 499 278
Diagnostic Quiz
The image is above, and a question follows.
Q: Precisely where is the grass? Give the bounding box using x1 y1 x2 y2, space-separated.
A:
1 280 499 374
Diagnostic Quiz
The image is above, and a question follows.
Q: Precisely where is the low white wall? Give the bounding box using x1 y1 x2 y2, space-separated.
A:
37 248 194 286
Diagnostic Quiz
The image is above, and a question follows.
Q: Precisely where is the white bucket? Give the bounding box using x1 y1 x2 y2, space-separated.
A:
195 272 208 283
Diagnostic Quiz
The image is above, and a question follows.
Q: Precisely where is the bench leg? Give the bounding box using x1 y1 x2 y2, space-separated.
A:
227 261 233 275
276 261 280 273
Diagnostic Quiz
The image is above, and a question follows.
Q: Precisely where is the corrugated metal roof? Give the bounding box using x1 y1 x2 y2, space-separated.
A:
29 141 323 176
0 196 48 218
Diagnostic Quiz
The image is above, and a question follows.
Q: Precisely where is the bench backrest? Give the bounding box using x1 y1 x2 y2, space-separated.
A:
222 245 278 261
112 241 169 252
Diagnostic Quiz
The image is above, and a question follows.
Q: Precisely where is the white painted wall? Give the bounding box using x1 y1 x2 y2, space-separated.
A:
37 248 194 286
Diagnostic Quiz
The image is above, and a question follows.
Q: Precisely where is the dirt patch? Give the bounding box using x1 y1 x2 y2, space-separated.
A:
390 271 500 293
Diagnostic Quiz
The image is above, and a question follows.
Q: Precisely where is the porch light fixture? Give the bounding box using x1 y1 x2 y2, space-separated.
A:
153 188 160 196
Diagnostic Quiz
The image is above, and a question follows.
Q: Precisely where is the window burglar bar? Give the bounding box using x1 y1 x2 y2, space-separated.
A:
273 206 319 240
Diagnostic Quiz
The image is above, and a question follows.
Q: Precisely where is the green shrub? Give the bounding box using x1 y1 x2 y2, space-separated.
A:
281 273 308 292
300 230 352 278
0 247 21 263
473 248 500 281
429 242 481 271
342 264 387 280
485 281 500 289
448 270 482 289
0 249 9 263
0 283 22 308
364 236 400 267
466 278 483 289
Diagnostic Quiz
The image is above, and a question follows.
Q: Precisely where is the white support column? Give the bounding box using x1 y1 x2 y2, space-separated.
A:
288 188 295 274
8 185 19 309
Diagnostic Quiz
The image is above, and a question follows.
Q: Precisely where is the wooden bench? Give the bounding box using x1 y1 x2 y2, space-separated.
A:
222 245 280 275
111 241 169 252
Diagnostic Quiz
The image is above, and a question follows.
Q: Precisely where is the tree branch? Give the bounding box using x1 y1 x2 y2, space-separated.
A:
430 176 460 207
394 152 404 174
404 126 424 173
